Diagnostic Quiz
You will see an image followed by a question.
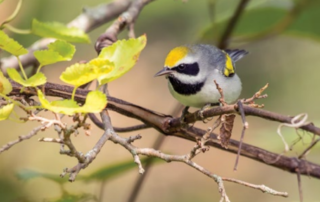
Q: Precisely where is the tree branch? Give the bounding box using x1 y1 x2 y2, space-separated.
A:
218 0 250 49
95 0 156 53
0 0 131 72
0 125 42 153
88 113 151 132
8 81 320 179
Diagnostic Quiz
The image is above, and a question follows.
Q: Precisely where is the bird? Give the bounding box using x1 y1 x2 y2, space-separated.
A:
154 44 248 118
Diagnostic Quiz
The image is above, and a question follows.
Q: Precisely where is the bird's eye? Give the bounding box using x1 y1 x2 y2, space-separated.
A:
178 64 185 70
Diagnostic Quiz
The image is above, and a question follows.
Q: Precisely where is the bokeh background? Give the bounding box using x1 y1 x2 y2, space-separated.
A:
1 0 320 201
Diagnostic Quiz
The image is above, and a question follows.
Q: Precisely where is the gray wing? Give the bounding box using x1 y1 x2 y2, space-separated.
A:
225 49 249 62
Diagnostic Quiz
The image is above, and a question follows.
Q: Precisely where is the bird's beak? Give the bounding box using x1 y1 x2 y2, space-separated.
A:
154 67 174 77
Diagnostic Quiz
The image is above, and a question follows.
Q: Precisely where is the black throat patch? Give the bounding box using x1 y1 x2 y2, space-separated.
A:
168 76 205 95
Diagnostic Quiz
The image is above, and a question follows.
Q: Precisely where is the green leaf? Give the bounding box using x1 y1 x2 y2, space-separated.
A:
34 40 75 66
34 50 63 66
48 40 75 59
201 7 287 42
0 30 28 56
80 157 161 181
37 90 79 115
31 19 90 43
0 103 14 121
0 71 12 95
37 90 107 115
7 68 46 87
98 34 147 85
17 169 68 184
89 58 114 71
286 2 320 41
60 62 113 87
78 90 107 113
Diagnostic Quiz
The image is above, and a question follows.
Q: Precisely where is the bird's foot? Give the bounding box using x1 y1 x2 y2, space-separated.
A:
180 106 190 125
198 103 219 123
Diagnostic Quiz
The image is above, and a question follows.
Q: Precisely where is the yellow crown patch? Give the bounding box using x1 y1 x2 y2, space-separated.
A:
164 46 189 68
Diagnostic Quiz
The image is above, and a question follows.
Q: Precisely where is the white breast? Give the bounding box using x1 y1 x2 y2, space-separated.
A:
168 70 242 108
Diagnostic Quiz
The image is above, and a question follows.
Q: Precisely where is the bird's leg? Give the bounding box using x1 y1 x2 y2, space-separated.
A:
180 106 190 124
198 103 219 123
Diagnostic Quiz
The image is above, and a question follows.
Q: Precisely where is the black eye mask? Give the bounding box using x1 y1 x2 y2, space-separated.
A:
172 62 199 76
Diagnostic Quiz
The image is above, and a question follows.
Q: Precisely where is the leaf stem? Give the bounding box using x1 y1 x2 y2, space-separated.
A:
36 65 43 73
16 57 28 80
0 0 23 26
3 24 31 35
71 87 78 101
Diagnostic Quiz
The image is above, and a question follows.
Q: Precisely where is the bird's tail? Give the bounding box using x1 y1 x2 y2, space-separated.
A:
225 49 249 62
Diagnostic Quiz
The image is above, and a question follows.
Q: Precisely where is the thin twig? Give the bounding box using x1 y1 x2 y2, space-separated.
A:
296 169 303 202
95 0 156 53
218 0 250 49
222 177 288 197
132 147 286 201
61 110 113 182
8 81 320 179
298 138 320 159
230 0 308 44
89 111 288 201
38 137 63 144
88 113 151 132
127 104 183 202
0 125 42 153
234 100 248 171
1 0 132 71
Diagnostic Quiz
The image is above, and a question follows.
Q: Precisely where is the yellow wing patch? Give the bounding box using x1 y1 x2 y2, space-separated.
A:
164 46 189 68
223 51 235 77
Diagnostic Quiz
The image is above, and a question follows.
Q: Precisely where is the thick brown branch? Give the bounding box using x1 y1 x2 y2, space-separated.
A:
174 127 320 179
8 81 320 179
168 105 320 137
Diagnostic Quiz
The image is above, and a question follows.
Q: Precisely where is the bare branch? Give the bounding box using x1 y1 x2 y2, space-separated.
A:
61 110 113 181
296 169 303 202
8 81 320 179
38 137 63 144
299 138 320 159
0 125 42 153
222 177 288 197
95 0 156 53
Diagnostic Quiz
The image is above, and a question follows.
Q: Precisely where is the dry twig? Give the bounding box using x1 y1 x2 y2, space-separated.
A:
0 125 42 153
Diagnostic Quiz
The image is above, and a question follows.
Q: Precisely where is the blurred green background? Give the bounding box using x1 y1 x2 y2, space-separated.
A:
1 0 320 201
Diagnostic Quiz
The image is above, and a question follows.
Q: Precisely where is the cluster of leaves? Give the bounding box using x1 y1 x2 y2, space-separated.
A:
0 13 147 119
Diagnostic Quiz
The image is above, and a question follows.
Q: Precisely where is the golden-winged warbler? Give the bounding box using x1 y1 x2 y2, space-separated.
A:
155 44 248 110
